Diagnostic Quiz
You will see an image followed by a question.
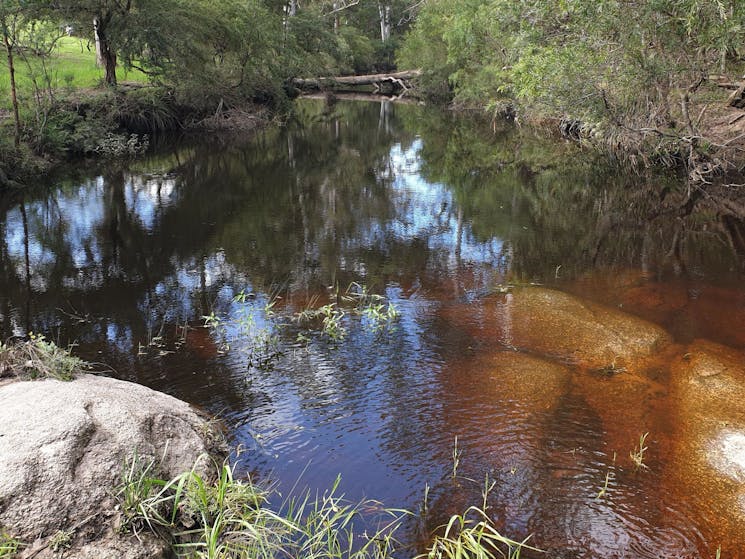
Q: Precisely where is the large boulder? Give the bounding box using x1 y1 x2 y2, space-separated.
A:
664 340 745 554
0 374 220 558
440 287 671 372
501 287 671 368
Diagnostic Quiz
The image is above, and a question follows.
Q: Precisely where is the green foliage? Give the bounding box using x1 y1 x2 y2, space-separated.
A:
399 0 745 130
0 531 20 558
117 455 408 559
48 530 73 553
421 506 536 559
0 335 87 381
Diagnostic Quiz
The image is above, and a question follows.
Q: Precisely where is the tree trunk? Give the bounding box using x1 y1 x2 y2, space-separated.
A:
378 3 391 42
93 15 117 86
3 29 21 148
293 70 420 92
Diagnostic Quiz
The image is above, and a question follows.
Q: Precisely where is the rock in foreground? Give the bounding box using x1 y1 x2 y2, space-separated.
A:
0 374 218 558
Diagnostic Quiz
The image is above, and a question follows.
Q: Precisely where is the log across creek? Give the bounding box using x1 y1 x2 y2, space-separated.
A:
292 69 421 95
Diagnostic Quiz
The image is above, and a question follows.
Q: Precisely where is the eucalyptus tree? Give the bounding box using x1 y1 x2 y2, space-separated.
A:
0 0 24 146
400 0 745 124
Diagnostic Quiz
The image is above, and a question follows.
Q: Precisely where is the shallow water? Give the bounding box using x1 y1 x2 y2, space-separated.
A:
2 98 745 557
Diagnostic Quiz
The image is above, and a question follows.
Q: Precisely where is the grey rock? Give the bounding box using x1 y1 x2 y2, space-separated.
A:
0 374 216 558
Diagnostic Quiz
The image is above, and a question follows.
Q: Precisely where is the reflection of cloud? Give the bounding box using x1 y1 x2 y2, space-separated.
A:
126 175 178 232
386 140 504 267
2 173 185 295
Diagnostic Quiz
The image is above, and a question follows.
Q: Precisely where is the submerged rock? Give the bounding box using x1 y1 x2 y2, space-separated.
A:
665 340 745 551
575 365 668 464
500 287 671 368
670 339 745 420
441 287 671 372
484 350 571 408
0 374 219 558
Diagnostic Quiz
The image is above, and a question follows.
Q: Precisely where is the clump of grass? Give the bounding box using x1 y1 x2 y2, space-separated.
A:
48 529 73 552
421 506 538 559
117 455 408 559
117 450 541 559
115 453 170 533
0 531 21 558
630 432 650 471
0 334 86 381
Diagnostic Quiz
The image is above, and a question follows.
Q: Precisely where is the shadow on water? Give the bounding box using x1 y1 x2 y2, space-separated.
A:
2 98 745 557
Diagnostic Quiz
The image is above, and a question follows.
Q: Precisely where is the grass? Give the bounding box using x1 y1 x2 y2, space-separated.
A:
0 35 148 110
630 432 650 471
117 455 408 559
0 334 87 380
115 453 539 559
0 532 20 558
424 507 538 559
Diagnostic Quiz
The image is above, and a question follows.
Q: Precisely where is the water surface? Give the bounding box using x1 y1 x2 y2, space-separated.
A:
2 99 745 558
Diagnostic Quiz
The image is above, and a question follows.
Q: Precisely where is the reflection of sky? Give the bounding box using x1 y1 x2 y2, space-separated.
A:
125 175 177 232
388 139 503 265
3 174 179 291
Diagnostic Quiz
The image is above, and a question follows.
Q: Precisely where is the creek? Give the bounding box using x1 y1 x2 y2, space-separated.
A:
2 98 745 558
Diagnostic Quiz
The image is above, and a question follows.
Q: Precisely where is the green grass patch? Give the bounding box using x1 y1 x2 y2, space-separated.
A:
0 531 21 558
0 36 148 110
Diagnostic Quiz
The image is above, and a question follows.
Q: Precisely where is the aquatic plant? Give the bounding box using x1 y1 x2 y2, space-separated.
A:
294 300 348 342
452 436 462 479
0 335 86 381
596 452 617 500
345 282 400 332
630 432 650 471
202 290 283 369
596 471 613 500
117 455 407 559
419 506 538 559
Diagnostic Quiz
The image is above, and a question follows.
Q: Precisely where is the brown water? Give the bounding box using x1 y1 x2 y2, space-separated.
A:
2 98 745 558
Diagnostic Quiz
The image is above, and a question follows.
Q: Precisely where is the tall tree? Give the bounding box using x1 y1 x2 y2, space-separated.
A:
0 0 25 146
50 0 136 85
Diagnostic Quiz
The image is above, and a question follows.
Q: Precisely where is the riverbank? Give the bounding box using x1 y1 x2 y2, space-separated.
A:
445 80 745 188
0 85 272 190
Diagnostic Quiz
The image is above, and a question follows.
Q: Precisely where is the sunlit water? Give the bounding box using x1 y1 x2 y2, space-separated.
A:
2 98 745 558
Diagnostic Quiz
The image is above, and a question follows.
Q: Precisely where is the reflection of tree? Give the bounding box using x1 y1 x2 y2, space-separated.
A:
403 108 745 282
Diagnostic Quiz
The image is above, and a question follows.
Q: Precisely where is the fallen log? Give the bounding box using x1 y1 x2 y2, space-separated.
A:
293 70 421 94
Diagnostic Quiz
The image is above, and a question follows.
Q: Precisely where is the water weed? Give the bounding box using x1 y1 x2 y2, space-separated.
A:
420 506 538 559
630 432 650 471
202 290 282 369
452 437 462 479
